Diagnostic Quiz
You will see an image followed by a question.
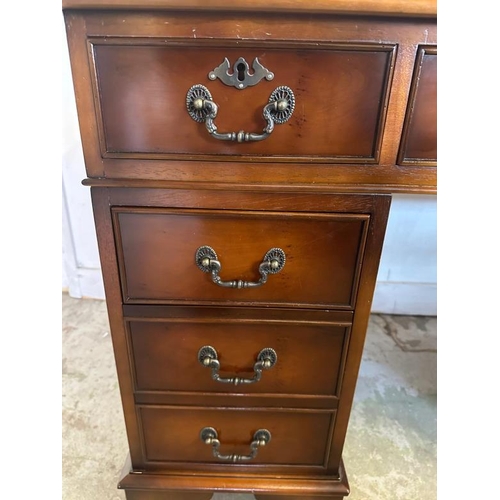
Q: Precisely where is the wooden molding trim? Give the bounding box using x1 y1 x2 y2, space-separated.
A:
82 177 437 195
63 0 437 18
118 453 350 495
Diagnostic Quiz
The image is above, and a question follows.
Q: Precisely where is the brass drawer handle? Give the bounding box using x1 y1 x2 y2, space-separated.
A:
186 84 295 142
195 246 286 289
198 346 277 386
200 427 271 462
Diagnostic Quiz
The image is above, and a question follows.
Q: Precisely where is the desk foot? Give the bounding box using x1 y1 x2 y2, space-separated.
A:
125 493 212 500
118 454 349 500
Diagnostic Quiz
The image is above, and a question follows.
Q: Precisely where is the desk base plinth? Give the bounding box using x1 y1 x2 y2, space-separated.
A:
118 454 350 500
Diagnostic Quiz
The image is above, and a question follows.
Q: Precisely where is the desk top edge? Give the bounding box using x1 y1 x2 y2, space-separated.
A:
61 0 437 18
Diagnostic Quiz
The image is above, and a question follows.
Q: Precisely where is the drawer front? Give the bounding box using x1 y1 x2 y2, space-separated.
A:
138 405 334 467
91 41 395 163
113 207 369 308
126 308 351 398
398 46 437 166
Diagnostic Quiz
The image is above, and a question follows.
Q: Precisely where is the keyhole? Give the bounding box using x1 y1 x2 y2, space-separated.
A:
237 63 246 82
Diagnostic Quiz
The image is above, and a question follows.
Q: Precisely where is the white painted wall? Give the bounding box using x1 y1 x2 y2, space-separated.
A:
61 19 436 315
62 17 104 300
372 195 437 315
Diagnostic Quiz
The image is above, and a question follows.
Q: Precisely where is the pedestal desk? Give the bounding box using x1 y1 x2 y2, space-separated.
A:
63 1 437 498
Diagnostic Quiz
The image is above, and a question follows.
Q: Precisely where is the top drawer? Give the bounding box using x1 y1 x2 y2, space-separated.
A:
397 46 437 166
112 206 370 309
91 40 395 163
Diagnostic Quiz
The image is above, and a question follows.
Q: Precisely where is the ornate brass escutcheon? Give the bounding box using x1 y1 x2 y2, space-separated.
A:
208 57 274 89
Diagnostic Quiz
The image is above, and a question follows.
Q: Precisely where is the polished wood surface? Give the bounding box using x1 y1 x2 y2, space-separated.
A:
90 188 144 465
65 10 437 193
138 405 334 467
113 207 368 308
398 45 437 165
93 42 393 162
91 187 390 481
64 1 435 497
255 496 345 500
126 493 212 500
119 453 350 496
127 313 350 396
63 0 437 17
125 305 353 410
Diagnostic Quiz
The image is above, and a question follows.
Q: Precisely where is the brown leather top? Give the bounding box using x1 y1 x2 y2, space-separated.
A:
62 0 437 17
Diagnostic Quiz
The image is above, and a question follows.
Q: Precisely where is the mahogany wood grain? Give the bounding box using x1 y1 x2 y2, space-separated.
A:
101 187 389 214
133 390 340 411
124 305 352 410
64 13 104 176
123 304 353 323
64 10 437 193
119 454 350 496
92 186 390 478
83 176 435 195
90 188 144 467
113 207 369 308
133 389 345 411
126 493 212 500
255 496 345 500
63 0 436 16
92 41 393 162
126 313 350 397
138 405 334 467
398 45 437 165
64 1 429 496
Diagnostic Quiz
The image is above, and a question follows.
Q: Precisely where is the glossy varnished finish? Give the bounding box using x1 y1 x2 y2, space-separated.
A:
91 187 390 479
138 405 334 468
126 493 212 500
64 10 437 193
255 496 345 500
398 45 437 165
118 453 350 497
126 310 351 397
63 0 437 17
125 305 353 410
93 42 394 162
64 1 434 498
113 207 369 308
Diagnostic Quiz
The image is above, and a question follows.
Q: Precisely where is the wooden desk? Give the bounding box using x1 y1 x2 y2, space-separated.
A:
63 2 436 498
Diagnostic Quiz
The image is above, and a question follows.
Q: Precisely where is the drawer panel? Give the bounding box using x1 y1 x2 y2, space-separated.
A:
91 40 395 163
138 405 334 467
113 207 369 308
125 307 351 398
397 46 437 166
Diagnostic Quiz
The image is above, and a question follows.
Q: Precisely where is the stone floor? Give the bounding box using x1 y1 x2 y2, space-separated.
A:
62 293 436 500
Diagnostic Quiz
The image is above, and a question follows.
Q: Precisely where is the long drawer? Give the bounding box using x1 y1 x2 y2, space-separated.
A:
124 306 352 399
137 405 335 469
91 40 395 163
113 206 370 309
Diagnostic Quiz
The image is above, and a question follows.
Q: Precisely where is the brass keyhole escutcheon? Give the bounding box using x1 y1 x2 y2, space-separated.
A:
208 57 274 89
